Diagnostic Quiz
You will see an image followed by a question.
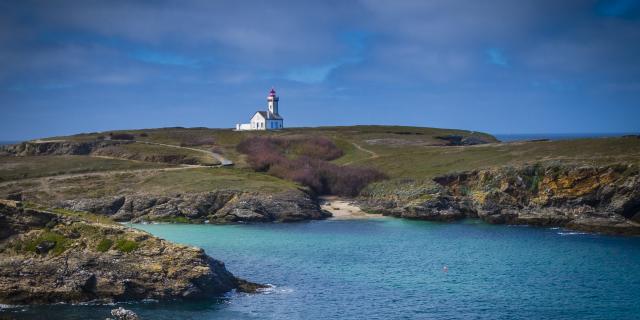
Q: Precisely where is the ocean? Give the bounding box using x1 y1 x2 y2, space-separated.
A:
494 133 638 142
5 218 640 319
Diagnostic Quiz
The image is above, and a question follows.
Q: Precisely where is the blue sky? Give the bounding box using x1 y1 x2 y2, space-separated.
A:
1 0 639 140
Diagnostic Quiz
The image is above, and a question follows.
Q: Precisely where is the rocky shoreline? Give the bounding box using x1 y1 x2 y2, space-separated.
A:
359 164 640 236
0 200 264 305
55 189 330 224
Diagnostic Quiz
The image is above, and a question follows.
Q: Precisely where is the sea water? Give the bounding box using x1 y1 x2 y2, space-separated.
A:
3 218 640 320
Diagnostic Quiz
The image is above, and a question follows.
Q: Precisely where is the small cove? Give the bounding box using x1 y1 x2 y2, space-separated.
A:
4 217 640 319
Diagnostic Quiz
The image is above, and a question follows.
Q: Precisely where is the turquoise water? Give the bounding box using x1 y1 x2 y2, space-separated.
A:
4 218 640 319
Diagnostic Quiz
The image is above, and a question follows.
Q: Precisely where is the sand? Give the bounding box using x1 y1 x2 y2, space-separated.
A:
319 196 382 220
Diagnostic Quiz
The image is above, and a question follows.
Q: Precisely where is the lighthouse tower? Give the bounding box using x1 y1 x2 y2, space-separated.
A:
267 88 279 117
234 87 284 130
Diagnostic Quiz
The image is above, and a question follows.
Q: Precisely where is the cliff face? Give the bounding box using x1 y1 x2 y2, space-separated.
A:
58 189 330 223
360 164 640 235
1 140 120 156
0 200 260 305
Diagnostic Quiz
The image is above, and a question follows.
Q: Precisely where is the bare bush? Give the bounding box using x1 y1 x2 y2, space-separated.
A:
237 136 385 196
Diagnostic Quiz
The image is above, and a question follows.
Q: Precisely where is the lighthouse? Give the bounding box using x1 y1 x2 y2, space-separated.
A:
235 88 284 131
267 88 279 117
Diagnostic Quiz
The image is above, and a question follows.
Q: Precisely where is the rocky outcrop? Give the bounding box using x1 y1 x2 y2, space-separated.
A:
107 307 140 320
0 200 263 305
435 135 493 146
58 189 330 223
360 164 640 235
1 140 129 156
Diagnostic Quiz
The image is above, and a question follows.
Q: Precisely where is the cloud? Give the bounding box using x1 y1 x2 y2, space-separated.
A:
485 48 508 67
1 0 639 137
6 83 74 92
130 50 201 68
284 63 342 84
596 0 640 18
283 31 368 84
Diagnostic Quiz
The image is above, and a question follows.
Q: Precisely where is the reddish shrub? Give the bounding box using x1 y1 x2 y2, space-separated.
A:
237 136 385 196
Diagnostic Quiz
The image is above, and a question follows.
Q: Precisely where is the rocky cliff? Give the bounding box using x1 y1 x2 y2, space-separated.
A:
1 140 123 156
0 140 213 165
57 189 330 223
360 164 640 235
0 200 262 305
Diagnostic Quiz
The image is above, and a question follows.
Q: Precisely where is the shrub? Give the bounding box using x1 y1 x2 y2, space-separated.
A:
139 132 148 137
180 136 216 147
24 231 70 255
237 136 343 161
237 136 385 196
96 239 113 252
109 133 135 140
114 239 139 253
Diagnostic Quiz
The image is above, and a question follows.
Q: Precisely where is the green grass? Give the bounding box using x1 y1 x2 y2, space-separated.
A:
138 167 299 194
358 137 640 179
11 126 639 201
36 125 498 165
0 167 300 205
93 142 219 166
330 138 371 165
114 239 139 253
0 155 169 182
96 238 113 252
23 231 70 255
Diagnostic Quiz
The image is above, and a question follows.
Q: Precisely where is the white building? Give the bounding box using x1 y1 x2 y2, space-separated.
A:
236 88 284 131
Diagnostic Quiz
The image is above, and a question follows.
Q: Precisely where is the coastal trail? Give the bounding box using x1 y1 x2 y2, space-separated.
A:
132 140 234 166
343 142 379 166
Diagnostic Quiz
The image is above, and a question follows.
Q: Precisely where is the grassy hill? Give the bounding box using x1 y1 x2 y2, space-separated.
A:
1 126 639 203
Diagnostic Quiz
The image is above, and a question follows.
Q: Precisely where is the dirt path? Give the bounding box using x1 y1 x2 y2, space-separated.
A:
343 142 379 166
133 141 234 166
319 196 382 220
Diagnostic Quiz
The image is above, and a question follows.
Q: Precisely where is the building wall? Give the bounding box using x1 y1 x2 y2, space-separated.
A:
266 119 283 129
251 113 266 130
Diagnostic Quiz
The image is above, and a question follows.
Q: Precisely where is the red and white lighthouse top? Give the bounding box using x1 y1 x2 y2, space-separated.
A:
269 88 276 97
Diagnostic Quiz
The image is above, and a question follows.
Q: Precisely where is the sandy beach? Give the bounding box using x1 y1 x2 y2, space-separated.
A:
319 196 383 220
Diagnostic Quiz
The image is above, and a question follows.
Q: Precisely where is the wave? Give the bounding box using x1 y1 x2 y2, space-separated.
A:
558 231 588 236
256 284 294 295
